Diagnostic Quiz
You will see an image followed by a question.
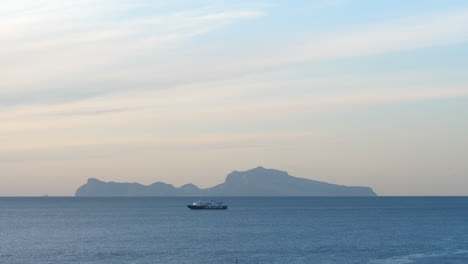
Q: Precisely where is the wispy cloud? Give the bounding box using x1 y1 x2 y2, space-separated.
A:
199 7 468 78
1 1 265 105
3 3 468 141
3 3 468 110
1 72 466 146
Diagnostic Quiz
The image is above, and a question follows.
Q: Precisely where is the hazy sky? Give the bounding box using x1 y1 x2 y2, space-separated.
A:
2 0 468 196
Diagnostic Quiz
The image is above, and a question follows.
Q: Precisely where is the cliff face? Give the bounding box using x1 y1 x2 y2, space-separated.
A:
75 167 377 197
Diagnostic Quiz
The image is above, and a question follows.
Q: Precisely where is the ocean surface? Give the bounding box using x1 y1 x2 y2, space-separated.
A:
0 197 467 264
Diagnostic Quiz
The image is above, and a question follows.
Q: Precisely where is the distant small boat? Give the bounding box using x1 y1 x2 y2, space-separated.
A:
187 200 227 210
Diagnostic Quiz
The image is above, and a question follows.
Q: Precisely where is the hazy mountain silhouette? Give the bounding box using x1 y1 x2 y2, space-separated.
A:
75 166 377 196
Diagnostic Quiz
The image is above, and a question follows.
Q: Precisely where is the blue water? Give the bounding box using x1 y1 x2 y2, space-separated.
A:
0 197 467 264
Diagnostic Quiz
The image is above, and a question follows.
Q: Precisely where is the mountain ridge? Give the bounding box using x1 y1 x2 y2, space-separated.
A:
75 166 377 196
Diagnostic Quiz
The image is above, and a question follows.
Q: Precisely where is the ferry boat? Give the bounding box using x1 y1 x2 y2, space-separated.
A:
187 200 227 210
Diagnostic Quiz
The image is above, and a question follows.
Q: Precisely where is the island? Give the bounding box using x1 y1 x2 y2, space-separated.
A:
75 166 377 196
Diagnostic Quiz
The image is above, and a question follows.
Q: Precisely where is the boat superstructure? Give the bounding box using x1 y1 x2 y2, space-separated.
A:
187 200 227 210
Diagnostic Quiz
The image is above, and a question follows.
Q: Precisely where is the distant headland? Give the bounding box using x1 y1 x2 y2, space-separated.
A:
75 166 377 197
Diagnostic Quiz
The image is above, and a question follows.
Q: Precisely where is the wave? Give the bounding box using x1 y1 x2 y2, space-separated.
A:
369 249 468 264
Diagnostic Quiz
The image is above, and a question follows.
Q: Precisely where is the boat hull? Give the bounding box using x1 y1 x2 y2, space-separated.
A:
187 205 227 210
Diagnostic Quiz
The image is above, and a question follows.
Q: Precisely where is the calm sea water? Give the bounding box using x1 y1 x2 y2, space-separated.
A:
0 197 467 264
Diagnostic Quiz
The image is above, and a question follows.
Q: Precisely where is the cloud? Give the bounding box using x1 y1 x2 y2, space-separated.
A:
199 7 468 78
0 1 265 106
2 1 468 155
3 3 468 110
1 71 466 152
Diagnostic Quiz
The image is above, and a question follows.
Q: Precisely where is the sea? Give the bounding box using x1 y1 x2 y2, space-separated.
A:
0 197 467 264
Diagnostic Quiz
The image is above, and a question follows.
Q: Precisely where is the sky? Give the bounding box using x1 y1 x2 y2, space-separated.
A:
2 0 468 196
